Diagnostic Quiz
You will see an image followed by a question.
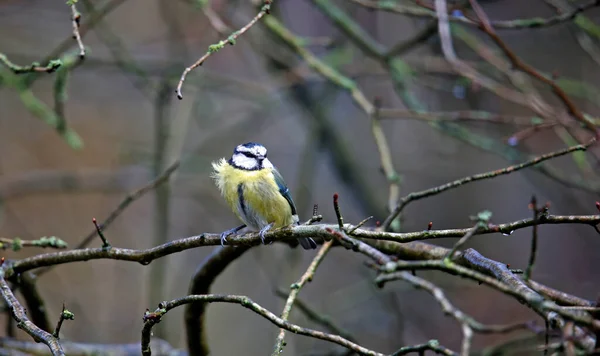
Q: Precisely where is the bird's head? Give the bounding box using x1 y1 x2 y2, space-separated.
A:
229 142 273 170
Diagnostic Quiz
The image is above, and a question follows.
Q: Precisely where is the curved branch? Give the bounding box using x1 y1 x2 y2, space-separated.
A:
185 246 251 356
0 271 64 356
143 294 384 356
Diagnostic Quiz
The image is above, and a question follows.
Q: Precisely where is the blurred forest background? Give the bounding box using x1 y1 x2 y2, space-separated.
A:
1 0 600 355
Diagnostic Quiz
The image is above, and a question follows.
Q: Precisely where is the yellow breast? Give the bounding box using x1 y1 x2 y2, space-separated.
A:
211 158 295 229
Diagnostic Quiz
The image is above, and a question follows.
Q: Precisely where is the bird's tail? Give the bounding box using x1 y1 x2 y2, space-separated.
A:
298 237 318 250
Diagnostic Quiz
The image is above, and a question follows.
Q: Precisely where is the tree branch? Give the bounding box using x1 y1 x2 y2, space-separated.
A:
185 246 252 356
0 270 64 355
142 294 384 356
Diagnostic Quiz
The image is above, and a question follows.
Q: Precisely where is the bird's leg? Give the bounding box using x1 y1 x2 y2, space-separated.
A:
259 223 274 245
220 224 246 246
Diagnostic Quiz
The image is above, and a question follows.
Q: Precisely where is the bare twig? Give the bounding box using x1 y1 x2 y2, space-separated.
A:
274 289 359 344
52 304 74 339
333 193 344 229
394 272 537 356
175 0 273 99
524 196 542 280
92 218 110 249
378 108 540 125
382 140 594 229
142 294 384 356
376 259 600 330
445 224 481 261
70 3 86 58
0 270 64 355
35 161 179 277
371 98 401 229
468 0 599 138
273 240 334 355
351 0 600 30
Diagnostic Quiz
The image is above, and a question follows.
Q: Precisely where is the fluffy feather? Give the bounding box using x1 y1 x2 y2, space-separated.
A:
212 156 317 249
211 158 296 229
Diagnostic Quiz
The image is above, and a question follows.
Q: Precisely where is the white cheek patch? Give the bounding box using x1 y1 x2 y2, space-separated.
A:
232 154 258 170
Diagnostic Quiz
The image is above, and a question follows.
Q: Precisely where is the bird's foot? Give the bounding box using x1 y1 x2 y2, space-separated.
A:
220 225 246 246
259 223 274 245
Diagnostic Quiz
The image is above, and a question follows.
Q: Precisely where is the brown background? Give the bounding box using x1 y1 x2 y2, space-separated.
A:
1 0 600 354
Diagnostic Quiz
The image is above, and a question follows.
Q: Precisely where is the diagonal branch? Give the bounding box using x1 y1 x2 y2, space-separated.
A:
468 0 599 138
0 270 64 356
175 0 273 99
272 240 333 355
382 140 594 229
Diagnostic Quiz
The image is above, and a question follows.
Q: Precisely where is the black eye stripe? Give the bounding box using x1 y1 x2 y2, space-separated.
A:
241 151 255 158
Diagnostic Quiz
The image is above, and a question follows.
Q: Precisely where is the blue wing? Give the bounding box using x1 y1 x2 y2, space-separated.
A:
271 166 297 216
272 166 318 249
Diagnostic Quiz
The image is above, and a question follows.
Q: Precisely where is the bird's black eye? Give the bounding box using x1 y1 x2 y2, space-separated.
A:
241 151 255 158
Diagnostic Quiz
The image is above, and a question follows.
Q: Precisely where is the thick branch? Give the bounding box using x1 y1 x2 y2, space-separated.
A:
8 213 600 274
0 271 64 355
185 246 251 356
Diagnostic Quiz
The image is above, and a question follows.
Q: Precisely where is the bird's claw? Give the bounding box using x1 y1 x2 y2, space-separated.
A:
259 223 274 245
220 231 230 246
219 225 246 246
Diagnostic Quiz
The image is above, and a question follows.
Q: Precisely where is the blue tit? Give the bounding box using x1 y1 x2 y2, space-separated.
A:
211 142 317 250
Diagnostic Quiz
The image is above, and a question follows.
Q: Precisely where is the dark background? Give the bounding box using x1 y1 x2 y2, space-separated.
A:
1 0 600 354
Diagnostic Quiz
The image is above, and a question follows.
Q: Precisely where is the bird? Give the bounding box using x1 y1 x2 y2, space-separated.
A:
211 142 318 250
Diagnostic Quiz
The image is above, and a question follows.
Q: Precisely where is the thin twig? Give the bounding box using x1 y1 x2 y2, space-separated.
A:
142 294 384 356
274 289 359 343
52 304 74 339
394 272 537 356
333 193 344 229
34 161 179 277
344 236 536 356
371 98 401 229
0 270 64 356
272 240 334 355
0 54 61 74
92 218 110 249
351 0 600 30
468 0 599 138
175 0 273 99
70 3 86 58
376 259 600 330
444 224 480 261
524 196 540 280
378 108 540 125
382 140 594 229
